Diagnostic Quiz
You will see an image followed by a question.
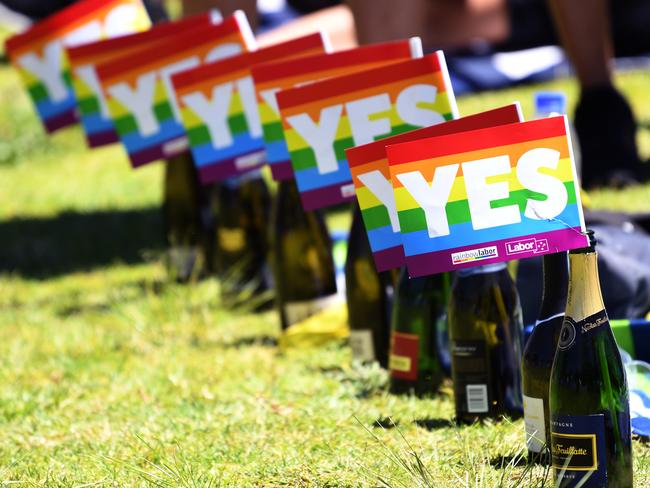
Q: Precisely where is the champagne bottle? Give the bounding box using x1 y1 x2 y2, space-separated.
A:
388 268 448 396
212 170 273 309
522 251 569 461
448 263 524 423
549 232 632 487
163 152 211 282
345 201 395 368
271 179 338 329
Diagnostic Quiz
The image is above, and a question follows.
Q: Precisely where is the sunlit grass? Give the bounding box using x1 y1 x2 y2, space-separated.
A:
1 61 650 484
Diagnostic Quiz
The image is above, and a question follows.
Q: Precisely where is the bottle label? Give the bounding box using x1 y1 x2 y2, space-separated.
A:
451 340 489 414
551 414 606 487
389 332 419 380
558 310 608 351
350 330 375 362
523 395 546 453
284 294 341 326
218 228 246 252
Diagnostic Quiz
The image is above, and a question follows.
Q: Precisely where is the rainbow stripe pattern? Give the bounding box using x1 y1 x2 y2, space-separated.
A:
67 11 218 147
5 0 150 133
347 104 523 272
172 33 326 184
276 52 458 211
387 116 589 277
251 39 416 181
96 12 254 167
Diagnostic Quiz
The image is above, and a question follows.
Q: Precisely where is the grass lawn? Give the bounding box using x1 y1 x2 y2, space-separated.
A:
1 59 650 486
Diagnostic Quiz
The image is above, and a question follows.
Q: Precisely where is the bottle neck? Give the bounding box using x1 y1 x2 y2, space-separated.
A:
565 250 606 322
537 252 569 322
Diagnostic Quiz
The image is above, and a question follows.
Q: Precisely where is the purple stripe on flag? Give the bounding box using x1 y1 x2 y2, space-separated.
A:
198 156 266 185
405 227 589 277
373 246 405 272
130 146 166 167
270 161 294 181
300 183 356 211
87 130 118 148
44 109 78 133
130 140 190 168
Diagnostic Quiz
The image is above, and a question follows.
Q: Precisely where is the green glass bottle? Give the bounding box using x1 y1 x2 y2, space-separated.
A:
448 263 524 423
271 179 338 330
345 201 395 368
549 232 632 487
212 170 273 309
163 152 211 282
522 252 569 461
388 268 449 396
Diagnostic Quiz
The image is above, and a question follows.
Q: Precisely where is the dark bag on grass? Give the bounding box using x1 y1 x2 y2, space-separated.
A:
517 216 650 325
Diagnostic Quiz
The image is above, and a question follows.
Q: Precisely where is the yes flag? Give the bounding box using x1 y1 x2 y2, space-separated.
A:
277 52 458 211
387 116 589 277
5 0 151 133
346 104 523 272
67 10 222 147
96 11 255 167
171 32 326 184
251 38 418 181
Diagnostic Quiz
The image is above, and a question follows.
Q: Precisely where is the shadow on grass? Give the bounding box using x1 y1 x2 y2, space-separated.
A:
0 207 164 278
222 335 278 349
413 418 454 431
489 454 530 469
373 417 399 429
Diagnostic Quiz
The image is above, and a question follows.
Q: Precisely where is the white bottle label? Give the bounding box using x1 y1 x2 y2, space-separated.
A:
466 384 488 413
284 294 341 326
523 395 546 453
350 329 375 362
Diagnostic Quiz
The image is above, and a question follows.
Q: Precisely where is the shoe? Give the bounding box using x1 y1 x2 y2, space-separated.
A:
574 85 648 189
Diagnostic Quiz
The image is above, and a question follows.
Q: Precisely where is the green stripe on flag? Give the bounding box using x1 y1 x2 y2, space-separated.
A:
228 113 247 135
398 207 426 234
114 114 137 136
362 205 392 230
28 83 48 102
187 125 211 146
290 136 354 171
154 102 173 122
402 182 578 232
78 96 100 115
63 70 73 88
290 147 317 171
263 121 284 142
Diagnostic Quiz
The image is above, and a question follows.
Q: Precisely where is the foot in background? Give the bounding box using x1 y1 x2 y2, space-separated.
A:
575 85 648 189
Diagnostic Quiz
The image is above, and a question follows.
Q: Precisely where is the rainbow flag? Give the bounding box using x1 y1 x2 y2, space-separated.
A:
387 116 589 277
171 33 326 184
96 12 254 167
347 104 523 272
5 0 150 133
251 39 417 181
276 52 458 211
67 11 221 147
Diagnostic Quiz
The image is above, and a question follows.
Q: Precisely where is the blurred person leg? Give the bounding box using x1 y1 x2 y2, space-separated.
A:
548 0 647 188
181 0 258 29
346 0 509 48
